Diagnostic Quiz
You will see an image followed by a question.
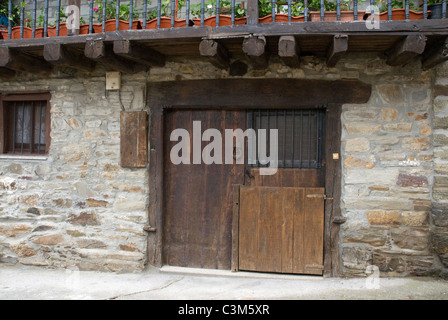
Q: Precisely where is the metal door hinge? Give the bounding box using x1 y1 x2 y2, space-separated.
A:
306 194 334 200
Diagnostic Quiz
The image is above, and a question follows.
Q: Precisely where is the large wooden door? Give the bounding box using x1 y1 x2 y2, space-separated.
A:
237 186 325 275
163 109 246 269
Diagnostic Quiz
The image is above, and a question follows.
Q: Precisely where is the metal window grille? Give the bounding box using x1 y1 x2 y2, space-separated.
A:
6 100 47 155
249 109 324 169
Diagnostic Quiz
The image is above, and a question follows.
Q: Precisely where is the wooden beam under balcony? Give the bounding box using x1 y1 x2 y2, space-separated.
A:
242 36 268 70
422 37 448 70
385 34 427 66
327 35 348 67
0 67 16 79
0 47 51 73
84 39 143 74
278 36 300 69
199 39 230 70
113 40 166 68
44 43 95 72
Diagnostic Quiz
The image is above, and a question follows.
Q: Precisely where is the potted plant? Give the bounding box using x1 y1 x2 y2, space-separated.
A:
92 0 141 31
190 0 247 27
364 0 426 20
309 0 366 21
258 0 305 23
145 0 188 28
0 0 20 39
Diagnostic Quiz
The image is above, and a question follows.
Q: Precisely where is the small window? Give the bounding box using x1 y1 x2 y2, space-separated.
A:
0 93 51 155
249 109 324 168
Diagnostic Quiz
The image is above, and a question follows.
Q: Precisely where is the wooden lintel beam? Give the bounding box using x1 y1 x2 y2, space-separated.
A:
242 35 268 70
85 39 142 74
0 47 52 73
278 36 300 69
327 34 348 68
44 43 95 72
386 34 427 66
199 39 230 69
422 37 448 70
113 40 165 68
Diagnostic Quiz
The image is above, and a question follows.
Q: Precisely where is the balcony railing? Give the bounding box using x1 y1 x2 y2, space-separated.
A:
0 0 446 40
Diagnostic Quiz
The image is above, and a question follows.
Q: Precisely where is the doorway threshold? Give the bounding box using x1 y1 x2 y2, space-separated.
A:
159 266 323 280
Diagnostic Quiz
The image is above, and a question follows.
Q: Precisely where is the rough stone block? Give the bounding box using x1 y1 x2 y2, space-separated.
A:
344 138 370 152
402 137 431 152
365 210 400 226
380 108 399 121
33 234 65 246
396 173 428 187
345 123 382 135
391 228 429 251
67 212 101 226
345 169 399 185
401 211 428 227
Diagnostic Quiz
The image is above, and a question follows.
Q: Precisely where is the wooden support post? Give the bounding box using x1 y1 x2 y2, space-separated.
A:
422 37 448 70
0 47 52 73
278 36 300 69
199 39 230 69
386 34 427 66
113 40 166 68
246 0 259 25
242 36 268 70
327 34 348 67
44 43 95 72
85 39 141 74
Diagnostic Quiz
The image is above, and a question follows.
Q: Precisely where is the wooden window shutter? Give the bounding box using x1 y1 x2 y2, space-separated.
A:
120 111 148 168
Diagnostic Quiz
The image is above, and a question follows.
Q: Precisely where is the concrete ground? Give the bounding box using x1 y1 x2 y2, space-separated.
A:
0 264 447 300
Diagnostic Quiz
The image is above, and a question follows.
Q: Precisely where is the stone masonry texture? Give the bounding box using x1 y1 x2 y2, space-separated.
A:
0 53 447 278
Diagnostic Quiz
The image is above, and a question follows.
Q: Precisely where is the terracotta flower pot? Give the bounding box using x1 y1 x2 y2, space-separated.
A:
193 15 247 27
363 9 426 21
145 17 193 29
0 29 8 39
47 23 68 37
259 13 305 23
11 26 44 39
67 20 141 35
310 10 365 21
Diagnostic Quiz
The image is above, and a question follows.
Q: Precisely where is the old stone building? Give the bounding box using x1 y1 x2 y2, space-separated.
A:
0 0 448 278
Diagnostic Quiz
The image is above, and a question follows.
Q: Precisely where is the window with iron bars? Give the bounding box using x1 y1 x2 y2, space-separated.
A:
0 93 51 155
248 109 324 169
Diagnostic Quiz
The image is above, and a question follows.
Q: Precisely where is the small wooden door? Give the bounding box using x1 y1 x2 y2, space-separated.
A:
237 186 325 275
237 109 326 275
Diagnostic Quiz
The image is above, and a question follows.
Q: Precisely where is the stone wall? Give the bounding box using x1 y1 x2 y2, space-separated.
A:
1 53 447 277
0 68 149 272
432 63 448 279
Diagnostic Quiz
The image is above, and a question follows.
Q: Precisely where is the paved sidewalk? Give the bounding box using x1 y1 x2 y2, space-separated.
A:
0 264 447 300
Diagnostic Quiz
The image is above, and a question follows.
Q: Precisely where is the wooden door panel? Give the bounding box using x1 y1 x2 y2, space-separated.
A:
238 186 325 275
247 167 325 188
163 109 246 270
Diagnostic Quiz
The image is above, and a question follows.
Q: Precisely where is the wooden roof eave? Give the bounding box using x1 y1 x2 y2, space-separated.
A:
0 20 448 75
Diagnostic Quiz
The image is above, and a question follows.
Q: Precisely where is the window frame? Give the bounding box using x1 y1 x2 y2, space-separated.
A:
248 108 325 169
0 92 51 155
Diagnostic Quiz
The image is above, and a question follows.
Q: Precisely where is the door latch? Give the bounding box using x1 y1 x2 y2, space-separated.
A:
306 194 334 200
